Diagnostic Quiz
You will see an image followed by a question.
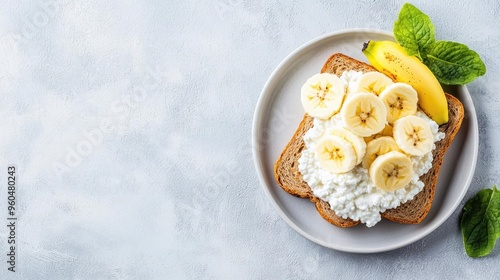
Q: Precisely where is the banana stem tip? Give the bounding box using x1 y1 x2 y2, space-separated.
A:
362 41 370 52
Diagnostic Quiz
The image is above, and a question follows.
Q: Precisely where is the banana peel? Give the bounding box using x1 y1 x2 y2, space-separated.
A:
362 40 449 125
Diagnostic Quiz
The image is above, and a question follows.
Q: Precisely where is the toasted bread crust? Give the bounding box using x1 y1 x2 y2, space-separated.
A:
321 53 377 76
274 53 465 227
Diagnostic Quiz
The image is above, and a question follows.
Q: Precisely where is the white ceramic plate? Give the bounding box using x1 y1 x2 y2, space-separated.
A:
252 29 478 253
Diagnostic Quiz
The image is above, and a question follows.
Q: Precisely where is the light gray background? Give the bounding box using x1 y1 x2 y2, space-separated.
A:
0 0 498 279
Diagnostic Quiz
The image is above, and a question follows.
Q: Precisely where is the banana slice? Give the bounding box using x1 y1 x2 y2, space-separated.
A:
341 92 387 137
352 72 394 96
301 73 345 119
362 136 401 169
315 135 357 173
369 151 413 191
328 127 366 165
393 115 434 156
379 83 418 124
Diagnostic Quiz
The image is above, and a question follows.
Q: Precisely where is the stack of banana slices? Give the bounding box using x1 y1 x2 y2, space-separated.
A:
301 72 435 192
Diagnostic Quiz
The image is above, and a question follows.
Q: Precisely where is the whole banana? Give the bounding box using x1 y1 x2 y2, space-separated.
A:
362 40 448 125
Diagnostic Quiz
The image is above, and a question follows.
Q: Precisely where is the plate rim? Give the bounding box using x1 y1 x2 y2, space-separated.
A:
252 28 479 253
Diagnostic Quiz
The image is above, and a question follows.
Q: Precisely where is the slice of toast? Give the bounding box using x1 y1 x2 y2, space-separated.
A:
274 53 465 227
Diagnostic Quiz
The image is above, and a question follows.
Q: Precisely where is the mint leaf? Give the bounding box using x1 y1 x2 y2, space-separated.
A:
425 40 486 85
392 3 486 85
461 186 500 257
393 3 435 61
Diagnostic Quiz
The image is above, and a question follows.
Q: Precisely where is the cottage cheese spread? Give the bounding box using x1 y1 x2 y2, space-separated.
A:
298 71 445 227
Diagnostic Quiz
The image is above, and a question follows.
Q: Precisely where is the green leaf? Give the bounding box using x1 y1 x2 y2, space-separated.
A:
461 186 500 257
393 3 435 61
425 40 486 85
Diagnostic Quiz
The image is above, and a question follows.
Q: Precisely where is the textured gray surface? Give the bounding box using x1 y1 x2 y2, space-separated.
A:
0 0 499 279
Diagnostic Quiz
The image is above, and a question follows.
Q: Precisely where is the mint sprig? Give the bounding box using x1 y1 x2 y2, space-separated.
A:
393 3 435 61
461 186 500 257
393 3 486 85
426 41 487 85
